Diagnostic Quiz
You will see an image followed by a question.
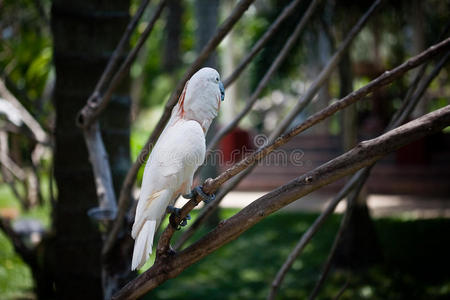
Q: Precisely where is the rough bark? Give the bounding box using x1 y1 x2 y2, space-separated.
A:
114 104 450 299
335 22 382 270
50 0 131 298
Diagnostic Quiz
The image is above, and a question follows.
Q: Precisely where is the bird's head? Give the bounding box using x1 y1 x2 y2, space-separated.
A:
176 67 225 132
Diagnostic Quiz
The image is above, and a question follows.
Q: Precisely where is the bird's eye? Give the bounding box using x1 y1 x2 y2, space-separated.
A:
215 77 219 82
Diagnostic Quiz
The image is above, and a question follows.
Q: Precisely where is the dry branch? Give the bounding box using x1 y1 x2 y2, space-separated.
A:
266 170 369 300
311 48 450 300
268 45 450 299
173 36 450 249
269 0 382 140
114 103 450 300
80 0 166 221
223 0 303 88
0 130 28 207
0 131 26 181
206 0 321 156
180 0 382 244
84 123 118 220
0 79 48 144
394 50 450 128
307 179 367 300
77 0 161 128
103 0 255 255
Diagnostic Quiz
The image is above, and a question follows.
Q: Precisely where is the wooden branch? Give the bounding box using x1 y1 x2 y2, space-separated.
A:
307 178 367 300
205 0 321 156
0 79 48 144
309 45 450 300
173 36 450 249
76 0 157 128
0 132 26 181
266 170 368 300
103 0 255 256
267 46 450 299
203 0 380 185
205 0 379 162
84 123 118 220
223 0 303 88
333 280 349 300
269 35 450 299
80 0 165 223
394 50 450 128
269 0 383 141
114 104 450 299
0 131 28 207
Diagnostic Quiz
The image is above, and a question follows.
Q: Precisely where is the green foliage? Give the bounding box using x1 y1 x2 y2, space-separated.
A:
0 0 52 118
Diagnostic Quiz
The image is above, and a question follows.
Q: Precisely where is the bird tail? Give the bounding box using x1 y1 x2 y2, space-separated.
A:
131 189 172 270
131 220 156 270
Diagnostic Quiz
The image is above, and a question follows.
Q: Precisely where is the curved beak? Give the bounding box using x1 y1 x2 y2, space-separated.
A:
219 81 225 102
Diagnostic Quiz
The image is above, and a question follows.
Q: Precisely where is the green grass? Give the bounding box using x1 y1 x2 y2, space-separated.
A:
141 209 450 300
1 201 450 299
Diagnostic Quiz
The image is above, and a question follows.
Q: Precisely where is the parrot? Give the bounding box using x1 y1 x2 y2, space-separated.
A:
131 67 225 270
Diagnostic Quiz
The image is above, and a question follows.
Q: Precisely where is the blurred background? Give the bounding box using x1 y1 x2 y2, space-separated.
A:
0 0 449 299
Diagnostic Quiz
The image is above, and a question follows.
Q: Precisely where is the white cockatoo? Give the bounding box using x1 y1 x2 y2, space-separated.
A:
131 67 225 270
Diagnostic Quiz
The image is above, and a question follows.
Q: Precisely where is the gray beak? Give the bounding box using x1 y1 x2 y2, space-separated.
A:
219 81 225 101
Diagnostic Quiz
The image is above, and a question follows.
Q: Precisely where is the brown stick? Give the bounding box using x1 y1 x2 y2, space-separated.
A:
173 36 450 249
267 170 368 300
269 40 450 300
312 48 450 300
223 0 303 88
0 131 28 207
205 0 322 156
185 0 382 238
102 0 255 256
76 0 160 128
307 177 367 300
114 104 450 299
0 79 48 144
269 0 383 141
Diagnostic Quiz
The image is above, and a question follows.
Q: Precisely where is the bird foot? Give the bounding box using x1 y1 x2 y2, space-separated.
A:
182 186 215 204
166 205 191 229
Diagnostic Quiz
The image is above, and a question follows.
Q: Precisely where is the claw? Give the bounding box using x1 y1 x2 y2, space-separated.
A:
166 205 191 230
195 186 216 204
183 186 215 204
182 190 196 199
166 205 181 216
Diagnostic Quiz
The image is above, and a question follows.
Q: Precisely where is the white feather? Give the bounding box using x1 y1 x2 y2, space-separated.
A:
131 67 223 270
131 220 156 270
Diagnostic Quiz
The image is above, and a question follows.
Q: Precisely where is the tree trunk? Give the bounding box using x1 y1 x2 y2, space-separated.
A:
334 20 382 270
163 0 184 73
50 0 131 298
333 184 383 270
